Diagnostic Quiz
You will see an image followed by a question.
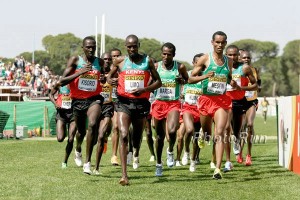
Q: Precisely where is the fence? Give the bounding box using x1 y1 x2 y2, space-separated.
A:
0 101 56 137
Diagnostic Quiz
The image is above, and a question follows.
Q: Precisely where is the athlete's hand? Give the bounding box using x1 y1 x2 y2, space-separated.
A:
108 78 118 86
99 74 106 84
175 75 185 84
206 71 215 78
81 64 92 74
130 88 146 96
230 80 241 90
55 103 61 110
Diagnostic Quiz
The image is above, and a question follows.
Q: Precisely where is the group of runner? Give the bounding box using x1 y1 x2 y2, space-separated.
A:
49 31 261 186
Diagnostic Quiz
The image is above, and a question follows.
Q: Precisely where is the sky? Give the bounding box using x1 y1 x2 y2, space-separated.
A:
1 0 299 64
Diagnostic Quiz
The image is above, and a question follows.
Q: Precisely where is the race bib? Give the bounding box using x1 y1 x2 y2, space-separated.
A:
112 87 117 99
124 75 144 93
185 93 200 105
207 81 226 94
156 87 176 99
101 91 111 103
245 90 254 98
78 77 97 91
61 96 72 109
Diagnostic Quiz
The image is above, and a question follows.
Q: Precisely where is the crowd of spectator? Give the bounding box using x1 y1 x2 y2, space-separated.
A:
0 56 59 98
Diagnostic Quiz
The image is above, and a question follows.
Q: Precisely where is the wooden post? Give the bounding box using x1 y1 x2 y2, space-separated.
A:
13 104 16 138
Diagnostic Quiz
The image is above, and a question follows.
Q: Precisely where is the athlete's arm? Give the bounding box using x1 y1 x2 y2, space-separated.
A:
241 64 258 91
188 54 213 84
176 63 189 84
58 56 91 87
49 83 60 109
107 56 124 86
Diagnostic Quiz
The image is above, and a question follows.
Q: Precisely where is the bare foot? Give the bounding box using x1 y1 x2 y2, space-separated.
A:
119 177 129 186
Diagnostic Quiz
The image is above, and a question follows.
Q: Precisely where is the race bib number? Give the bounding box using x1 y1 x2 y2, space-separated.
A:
112 87 117 99
124 75 144 93
245 90 254 98
78 77 97 91
101 91 111 103
185 93 199 105
156 87 176 99
207 81 226 94
61 97 72 109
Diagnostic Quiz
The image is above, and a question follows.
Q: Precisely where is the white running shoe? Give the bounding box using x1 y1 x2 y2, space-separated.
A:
233 142 241 155
61 162 67 169
127 152 133 165
175 160 182 167
93 169 102 175
155 164 163 176
83 162 92 175
189 160 196 172
133 156 139 169
74 150 83 167
166 148 174 167
181 152 189 166
149 155 155 162
210 162 216 169
223 161 233 173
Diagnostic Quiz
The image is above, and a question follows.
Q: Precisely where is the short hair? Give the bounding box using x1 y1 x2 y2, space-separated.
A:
110 47 122 55
83 36 96 46
212 31 227 41
226 45 239 52
161 42 176 56
125 34 139 43
193 53 204 63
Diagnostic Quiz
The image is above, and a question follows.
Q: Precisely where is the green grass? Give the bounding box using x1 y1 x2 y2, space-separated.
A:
0 115 299 200
254 115 277 136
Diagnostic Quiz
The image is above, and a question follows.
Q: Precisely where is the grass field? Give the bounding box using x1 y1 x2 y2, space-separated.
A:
1 116 299 200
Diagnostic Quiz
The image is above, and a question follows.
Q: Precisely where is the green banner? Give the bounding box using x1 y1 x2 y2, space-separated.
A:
0 102 56 135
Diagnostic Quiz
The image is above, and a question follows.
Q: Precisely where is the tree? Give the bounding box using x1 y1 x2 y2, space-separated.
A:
281 40 300 95
42 33 82 74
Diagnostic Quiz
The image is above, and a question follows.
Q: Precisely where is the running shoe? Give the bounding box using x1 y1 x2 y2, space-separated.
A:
127 152 132 165
189 160 196 172
111 155 119 166
61 162 67 169
223 161 233 173
245 155 252 166
166 148 174 167
233 141 241 155
198 130 205 149
83 162 92 175
133 156 139 169
149 155 155 162
213 168 223 180
181 151 189 166
74 150 83 167
155 164 163 176
210 162 216 169
175 160 182 167
236 154 243 164
93 169 102 175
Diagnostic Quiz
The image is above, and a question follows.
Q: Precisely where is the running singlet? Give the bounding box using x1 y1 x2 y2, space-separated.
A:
69 56 102 99
183 70 202 105
245 67 258 101
56 85 72 109
117 55 151 99
155 61 180 101
226 63 248 100
202 53 230 95
100 82 113 104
